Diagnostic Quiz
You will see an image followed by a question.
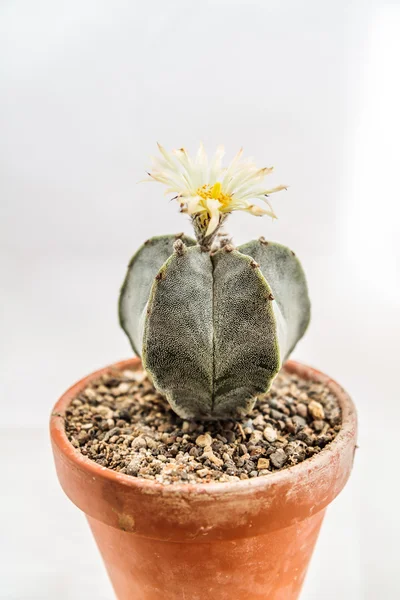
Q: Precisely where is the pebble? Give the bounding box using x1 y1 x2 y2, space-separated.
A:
77 431 89 445
122 369 139 381
270 409 285 421
197 468 210 478
196 433 212 447
85 389 97 401
131 436 147 449
270 449 288 469
285 441 306 463
145 437 157 449
127 457 142 475
297 430 316 446
113 382 131 395
224 430 236 443
258 469 270 476
253 415 265 427
104 427 121 442
118 409 131 422
263 426 278 443
257 458 270 470
292 415 306 432
312 419 325 432
308 400 325 420
317 434 331 448
249 430 263 444
239 443 248 455
296 403 308 418
203 450 224 467
81 423 93 430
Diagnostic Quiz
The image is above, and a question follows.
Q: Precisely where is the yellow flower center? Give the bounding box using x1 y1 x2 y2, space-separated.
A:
211 181 222 199
196 182 232 208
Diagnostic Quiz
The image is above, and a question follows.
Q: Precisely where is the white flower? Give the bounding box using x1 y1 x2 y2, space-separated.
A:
142 143 287 237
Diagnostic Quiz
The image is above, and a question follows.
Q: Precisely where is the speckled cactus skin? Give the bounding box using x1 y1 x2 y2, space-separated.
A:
119 235 310 419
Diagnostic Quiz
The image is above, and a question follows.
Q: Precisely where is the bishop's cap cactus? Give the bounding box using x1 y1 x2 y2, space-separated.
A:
119 144 310 419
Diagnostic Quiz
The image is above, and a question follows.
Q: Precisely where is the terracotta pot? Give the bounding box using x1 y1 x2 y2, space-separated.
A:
50 358 357 600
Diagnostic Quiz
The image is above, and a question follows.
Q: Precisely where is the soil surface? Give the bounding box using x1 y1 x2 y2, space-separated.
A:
64 367 341 484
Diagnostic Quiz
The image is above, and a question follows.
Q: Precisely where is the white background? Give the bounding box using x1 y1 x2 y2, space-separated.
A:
1 1 399 598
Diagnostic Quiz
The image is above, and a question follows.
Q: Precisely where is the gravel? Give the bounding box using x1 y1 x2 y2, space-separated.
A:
63 367 342 485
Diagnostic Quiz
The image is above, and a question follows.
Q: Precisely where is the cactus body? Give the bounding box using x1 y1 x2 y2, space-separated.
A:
119 235 196 355
143 246 214 418
238 239 311 361
119 235 310 419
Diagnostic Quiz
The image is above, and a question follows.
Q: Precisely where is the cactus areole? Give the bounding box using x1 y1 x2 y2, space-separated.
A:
119 144 311 419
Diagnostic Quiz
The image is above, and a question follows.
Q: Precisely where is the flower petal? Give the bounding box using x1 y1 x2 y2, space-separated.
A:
156 143 176 168
244 204 277 218
186 196 206 215
264 185 288 194
232 167 275 195
208 145 225 185
205 198 221 236
171 148 199 193
221 147 244 187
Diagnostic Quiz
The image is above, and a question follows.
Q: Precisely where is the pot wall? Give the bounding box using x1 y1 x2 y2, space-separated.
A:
88 509 325 600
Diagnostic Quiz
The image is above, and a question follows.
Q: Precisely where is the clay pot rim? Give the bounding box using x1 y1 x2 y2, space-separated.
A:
50 357 356 498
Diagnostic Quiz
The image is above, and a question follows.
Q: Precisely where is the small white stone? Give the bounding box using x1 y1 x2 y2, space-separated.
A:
195 433 212 447
263 426 278 443
203 450 223 467
117 382 131 394
131 436 147 449
308 400 325 420
197 468 210 478
85 388 97 401
250 430 263 443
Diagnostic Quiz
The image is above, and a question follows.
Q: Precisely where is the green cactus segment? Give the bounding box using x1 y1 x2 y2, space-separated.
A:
210 249 280 418
120 235 309 419
119 234 196 355
142 246 214 419
143 246 280 419
238 239 311 361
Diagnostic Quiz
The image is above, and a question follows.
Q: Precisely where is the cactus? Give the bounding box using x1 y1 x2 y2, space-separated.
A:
119 144 310 419
119 234 196 356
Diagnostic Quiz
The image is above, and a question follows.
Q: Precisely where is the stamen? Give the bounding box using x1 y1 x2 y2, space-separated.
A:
211 182 222 199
